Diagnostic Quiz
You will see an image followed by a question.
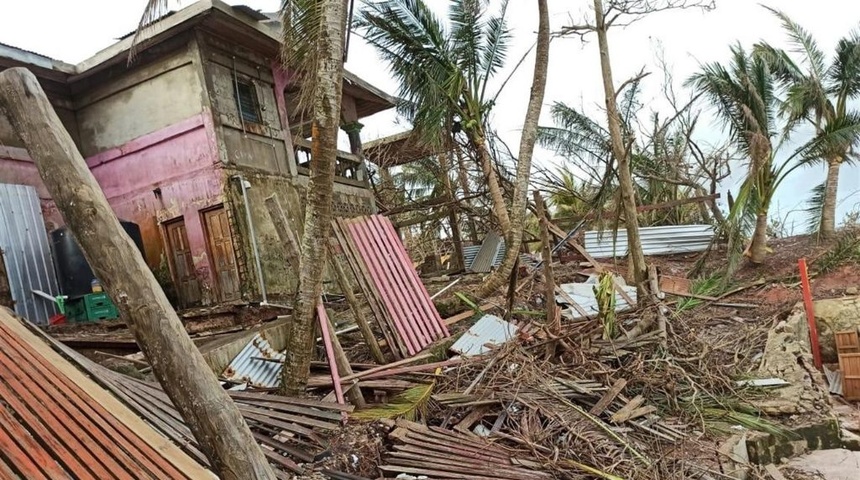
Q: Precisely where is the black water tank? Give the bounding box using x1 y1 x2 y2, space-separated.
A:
51 221 146 298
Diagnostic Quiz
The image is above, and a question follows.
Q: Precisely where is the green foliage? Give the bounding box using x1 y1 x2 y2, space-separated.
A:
352 383 435 422
357 0 512 145
813 229 860 275
675 273 727 313
454 292 481 313
804 181 827 234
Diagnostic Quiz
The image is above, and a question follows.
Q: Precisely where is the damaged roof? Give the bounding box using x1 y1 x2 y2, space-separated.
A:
0 307 211 479
0 1 395 119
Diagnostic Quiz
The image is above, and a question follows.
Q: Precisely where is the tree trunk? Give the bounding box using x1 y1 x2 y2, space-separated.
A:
437 153 464 271
748 211 769 264
453 146 480 243
470 128 512 235
0 67 276 479
820 158 841 239
283 0 348 395
593 0 648 298
477 0 550 297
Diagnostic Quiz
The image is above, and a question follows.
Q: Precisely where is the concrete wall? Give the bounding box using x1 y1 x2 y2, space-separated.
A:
75 45 206 157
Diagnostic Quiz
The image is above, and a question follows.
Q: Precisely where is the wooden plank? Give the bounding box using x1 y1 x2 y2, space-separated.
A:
333 219 404 357
327 242 386 364
764 464 788 480
610 395 646 423
589 378 627 416
0 404 57 480
229 391 354 412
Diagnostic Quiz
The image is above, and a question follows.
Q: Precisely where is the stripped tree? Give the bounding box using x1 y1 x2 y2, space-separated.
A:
562 0 714 297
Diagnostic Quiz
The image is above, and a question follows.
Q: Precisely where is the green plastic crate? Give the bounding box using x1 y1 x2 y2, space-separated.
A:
66 293 119 322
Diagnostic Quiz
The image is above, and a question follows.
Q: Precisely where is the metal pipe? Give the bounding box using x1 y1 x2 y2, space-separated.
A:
232 175 268 305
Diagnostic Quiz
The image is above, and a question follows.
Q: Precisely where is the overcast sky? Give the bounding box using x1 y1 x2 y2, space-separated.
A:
2 0 858 232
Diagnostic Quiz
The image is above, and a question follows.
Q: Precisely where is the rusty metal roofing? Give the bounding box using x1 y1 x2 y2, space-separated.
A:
450 314 518 356
221 333 284 388
34 321 354 477
380 420 552 480
584 224 715 258
333 215 450 358
0 308 207 479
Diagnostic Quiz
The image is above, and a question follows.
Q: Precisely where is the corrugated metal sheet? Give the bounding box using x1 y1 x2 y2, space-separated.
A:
221 333 284 388
462 244 481 269
0 183 59 324
33 321 351 476
0 308 202 479
557 276 637 320
340 215 450 357
584 224 715 259
469 231 503 273
450 314 518 356
463 240 540 271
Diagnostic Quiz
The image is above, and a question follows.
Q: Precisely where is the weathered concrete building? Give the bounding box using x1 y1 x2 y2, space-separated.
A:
0 1 394 308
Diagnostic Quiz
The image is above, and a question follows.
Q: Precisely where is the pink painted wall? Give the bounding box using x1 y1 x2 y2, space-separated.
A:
0 112 226 305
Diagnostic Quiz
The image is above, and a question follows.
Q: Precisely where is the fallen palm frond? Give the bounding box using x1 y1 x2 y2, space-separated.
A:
352 382 435 422
812 227 860 274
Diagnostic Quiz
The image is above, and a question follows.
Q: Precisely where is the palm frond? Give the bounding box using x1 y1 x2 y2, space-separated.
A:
762 6 827 81
804 181 826 234
130 0 171 60
357 0 457 142
827 29 860 114
352 383 435 421
280 0 327 113
478 0 511 100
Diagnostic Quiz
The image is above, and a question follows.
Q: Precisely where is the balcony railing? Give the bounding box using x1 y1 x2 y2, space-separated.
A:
293 138 367 187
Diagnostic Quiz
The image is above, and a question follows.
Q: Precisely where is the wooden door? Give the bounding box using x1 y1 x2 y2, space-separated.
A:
165 219 201 308
203 207 241 301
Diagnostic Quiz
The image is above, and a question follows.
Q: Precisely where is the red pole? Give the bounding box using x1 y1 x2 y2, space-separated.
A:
317 304 346 409
799 258 822 370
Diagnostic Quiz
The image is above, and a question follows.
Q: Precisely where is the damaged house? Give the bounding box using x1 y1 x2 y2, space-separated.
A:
0 0 395 312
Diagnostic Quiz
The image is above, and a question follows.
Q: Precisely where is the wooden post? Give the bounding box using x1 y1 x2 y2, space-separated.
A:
327 245 386 364
799 258 822 370
262 193 366 405
319 303 365 408
264 194 301 271
534 192 559 352
0 68 276 479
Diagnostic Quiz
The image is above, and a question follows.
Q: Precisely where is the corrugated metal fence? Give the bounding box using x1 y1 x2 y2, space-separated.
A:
0 184 59 324
334 215 450 358
584 224 715 259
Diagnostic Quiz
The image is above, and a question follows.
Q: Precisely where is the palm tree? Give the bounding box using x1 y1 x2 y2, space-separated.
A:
358 0 550 296
753 7 860 238
687 44 779 264
278 0 349 395
357 0 513 235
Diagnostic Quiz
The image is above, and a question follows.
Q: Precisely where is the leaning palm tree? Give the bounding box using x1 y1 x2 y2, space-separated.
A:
356 0 514 235
753 7 860 238
687 44 779 264
358 0 550 296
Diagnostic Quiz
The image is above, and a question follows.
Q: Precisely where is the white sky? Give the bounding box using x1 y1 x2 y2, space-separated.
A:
2 0 859 232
